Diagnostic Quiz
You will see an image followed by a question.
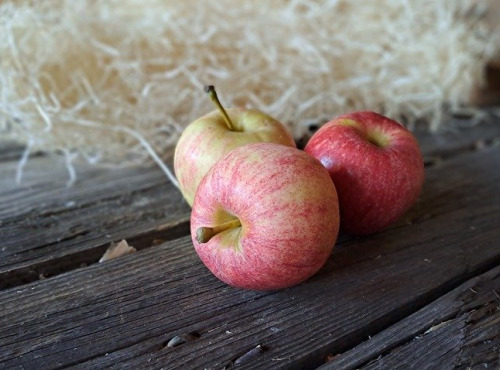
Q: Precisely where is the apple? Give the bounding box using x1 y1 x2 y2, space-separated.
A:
190 142 340 291
304 111 424 235
174 86 296 205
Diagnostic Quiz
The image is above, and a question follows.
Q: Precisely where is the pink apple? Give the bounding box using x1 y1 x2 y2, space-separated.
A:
190 143 339 291
304 111 424 235
174 86 295 206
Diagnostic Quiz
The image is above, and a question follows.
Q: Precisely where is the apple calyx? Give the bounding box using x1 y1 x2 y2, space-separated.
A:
196 218 242 244
204 85 236 131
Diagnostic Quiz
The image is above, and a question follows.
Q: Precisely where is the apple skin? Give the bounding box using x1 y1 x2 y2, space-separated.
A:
304 111 424 235
174 108 296 206
190 143 339 291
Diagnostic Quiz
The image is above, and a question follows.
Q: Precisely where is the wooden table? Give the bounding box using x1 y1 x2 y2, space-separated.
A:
1 110 500 369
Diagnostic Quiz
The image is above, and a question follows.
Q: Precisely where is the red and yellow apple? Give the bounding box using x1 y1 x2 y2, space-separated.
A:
304 111 424 235
174 86 295 205
190 143 340 291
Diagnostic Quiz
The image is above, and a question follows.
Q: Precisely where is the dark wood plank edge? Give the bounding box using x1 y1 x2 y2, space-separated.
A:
72 145 500 369
0 216 189 290
408 108 500 168
0 141 28 162
0 154 190 289
0 111 499 291
0 146 498 368
110 259 500 370
321 265 500 369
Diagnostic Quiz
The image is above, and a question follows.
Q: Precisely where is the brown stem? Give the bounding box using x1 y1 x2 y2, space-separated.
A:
204 85 235 131
196 218 242 244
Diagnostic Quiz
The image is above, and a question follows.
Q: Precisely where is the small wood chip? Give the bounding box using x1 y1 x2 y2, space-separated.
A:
165 336 185 348
99 240 137 263
165 332 200 348
424 319 452 334
233 345 265 365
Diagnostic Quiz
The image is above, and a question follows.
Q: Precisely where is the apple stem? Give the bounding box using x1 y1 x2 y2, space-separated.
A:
204 85 235 131
196 218 242 244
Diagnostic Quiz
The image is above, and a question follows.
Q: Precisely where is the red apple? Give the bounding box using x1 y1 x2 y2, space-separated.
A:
174 86 295 205
190 143 339 291
304 111 424 235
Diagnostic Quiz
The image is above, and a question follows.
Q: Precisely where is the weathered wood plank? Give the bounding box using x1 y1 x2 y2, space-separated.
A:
0 110 499 289
0 145 499 369
417 110 500 165
0 155 190 289
321 265 500 370
0 141 27 162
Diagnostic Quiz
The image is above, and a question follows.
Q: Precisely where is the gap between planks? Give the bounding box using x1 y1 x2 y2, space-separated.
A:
321 265 500 369
1 111 499 290
0 145 499 369
0 155 190 289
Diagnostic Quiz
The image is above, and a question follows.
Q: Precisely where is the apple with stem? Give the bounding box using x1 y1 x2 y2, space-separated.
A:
174 86 296 206
191 142 340 291
304 111 424 235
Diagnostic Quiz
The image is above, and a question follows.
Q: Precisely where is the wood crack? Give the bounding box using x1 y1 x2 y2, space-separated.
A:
322 265 500 370
0 218 190 290
1 111 500 368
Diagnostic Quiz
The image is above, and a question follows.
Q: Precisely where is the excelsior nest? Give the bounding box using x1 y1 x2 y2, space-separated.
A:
1 0 498 177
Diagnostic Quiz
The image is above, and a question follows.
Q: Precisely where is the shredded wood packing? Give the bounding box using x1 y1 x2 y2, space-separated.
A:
1 0 498 181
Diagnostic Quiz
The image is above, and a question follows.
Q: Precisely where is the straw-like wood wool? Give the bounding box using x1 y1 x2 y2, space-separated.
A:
1 0 498 173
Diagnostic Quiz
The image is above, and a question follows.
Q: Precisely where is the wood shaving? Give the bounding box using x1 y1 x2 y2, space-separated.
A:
1 0 498 182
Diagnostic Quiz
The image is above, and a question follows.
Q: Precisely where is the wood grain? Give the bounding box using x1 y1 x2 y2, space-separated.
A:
0 145 499 369
416 110 500 165
321 265 500 369
0 155 190 289
0 111 499 289
0 141 27 162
